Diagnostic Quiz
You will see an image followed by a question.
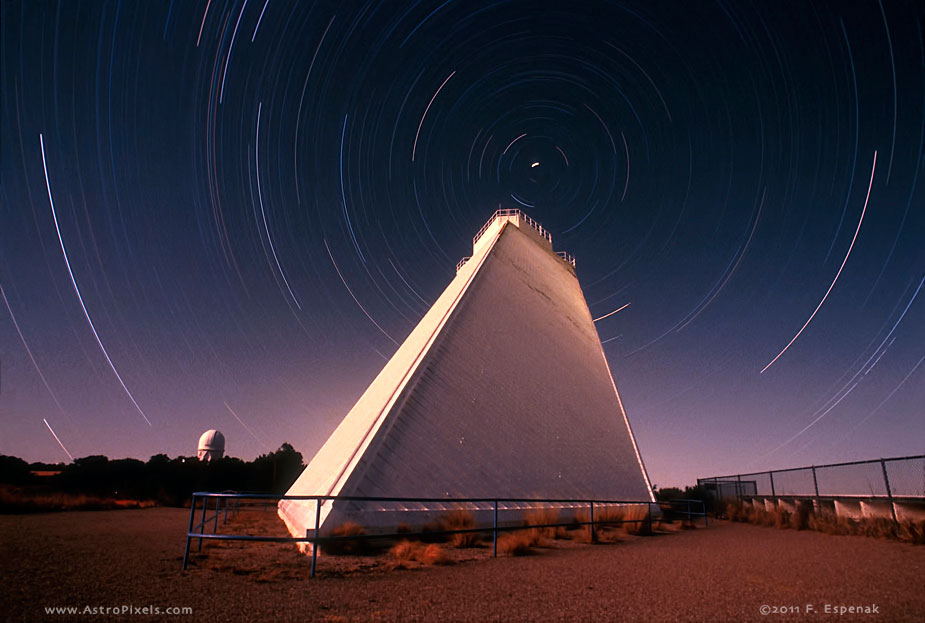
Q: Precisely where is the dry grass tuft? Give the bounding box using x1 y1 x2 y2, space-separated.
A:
436 509 481 548
524 507 568 541
0 485 156 513
774 509 791 529
789 503 812 531
388 540 450 569
571 509 593 542
620 505 653 536
900 519 925 544
726 501 924 544
321 522 375 556
725 502 744 522
569 507 624 543
421 543 449 565
595 506 625 526
656 517 698 531
497 531 536 556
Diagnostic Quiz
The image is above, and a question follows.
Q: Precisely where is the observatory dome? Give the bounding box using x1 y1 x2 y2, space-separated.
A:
197 429 225 462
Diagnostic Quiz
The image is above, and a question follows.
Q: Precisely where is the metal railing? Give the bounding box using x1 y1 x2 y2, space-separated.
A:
667 498 708 524
698 454 925 501
472 208 553 248
469 209 576 269
698 454 925 531
183 493 706 577
556 250 577 268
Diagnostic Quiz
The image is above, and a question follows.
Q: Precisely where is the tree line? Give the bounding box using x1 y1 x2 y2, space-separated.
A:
0 444 304 507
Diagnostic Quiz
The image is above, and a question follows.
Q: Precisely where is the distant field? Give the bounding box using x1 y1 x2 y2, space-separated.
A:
2 507 923 622
0 484 157 513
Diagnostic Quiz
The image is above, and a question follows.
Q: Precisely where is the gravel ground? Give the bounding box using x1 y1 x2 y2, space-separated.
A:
2 507 923 622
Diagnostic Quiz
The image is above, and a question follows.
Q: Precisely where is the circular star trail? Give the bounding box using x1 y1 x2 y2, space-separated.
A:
2 1 923 486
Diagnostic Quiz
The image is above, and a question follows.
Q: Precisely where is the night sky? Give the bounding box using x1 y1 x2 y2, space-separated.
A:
2 1 923 488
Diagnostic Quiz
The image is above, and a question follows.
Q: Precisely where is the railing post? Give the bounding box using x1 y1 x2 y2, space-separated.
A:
182 495 197 570
589 501 595 543
197 494 208 552
492 500 498 557
213 496 220 533
880 459 900 535
769 471 775 497
310 499 321 578
811 466 820 512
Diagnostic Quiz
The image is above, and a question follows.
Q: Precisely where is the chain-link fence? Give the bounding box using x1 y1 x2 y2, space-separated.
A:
698 454 925 502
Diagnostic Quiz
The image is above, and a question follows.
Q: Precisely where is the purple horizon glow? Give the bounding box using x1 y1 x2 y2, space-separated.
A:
1 1 923 488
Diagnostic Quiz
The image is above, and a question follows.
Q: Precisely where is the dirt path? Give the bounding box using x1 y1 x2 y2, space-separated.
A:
2 508 922 622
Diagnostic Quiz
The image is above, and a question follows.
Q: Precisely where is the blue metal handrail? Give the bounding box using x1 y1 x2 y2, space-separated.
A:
182 492 707 576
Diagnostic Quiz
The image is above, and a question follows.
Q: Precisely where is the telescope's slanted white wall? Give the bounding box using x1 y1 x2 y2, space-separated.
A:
279 212 653 547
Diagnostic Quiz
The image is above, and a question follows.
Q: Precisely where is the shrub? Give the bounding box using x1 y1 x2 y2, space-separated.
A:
571 507 623 543
726 502 744 522
524 507 567 541
437 509 481 548
900 519 925 544
388 540 449 569
321 522 372 555
389 540 417 568
789 503 811 531
727 500 925 544
571 509 592 542
621 505 653 536
497 531 534 556
421 543 449 565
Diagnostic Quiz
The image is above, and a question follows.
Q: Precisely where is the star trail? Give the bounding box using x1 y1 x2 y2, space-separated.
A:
1 1 923 487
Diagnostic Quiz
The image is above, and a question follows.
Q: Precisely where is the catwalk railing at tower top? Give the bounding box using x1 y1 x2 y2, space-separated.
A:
473 209 551 247
470 209 576 268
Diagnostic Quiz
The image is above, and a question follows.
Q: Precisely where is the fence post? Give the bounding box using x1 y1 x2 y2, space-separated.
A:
811 466 820 513
769 471 775 497
880 459 900 535
213 496 220 533
310 499 321 578
182 495 197 570
197 495 208 552
589 501 595 542
492 500 498 557
736 474 742 502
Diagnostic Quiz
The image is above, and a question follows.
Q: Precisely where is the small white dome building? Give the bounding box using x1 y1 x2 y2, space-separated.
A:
197 429 225 462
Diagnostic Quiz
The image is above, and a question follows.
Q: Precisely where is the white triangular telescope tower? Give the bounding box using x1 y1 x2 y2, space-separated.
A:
280 210 653 543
